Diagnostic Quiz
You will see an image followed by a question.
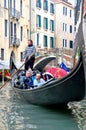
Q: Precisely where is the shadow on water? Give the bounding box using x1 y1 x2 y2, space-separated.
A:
39 103 72 115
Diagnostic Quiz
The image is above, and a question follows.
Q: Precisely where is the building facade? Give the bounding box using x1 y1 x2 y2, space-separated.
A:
74 0 81 25
54 0 74 49
74 0 86 47
0 0 30 63
1 0 84 66
30 0 55 52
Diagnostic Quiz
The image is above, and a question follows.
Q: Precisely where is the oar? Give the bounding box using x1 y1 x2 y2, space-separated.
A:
0 61 25 90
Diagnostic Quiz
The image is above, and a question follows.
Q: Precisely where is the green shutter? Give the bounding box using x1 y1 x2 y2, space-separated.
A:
52 20 54 31
39 15 41 27
46 18 48 29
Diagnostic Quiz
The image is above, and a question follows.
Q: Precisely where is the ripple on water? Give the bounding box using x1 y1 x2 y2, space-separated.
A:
68 98 86 130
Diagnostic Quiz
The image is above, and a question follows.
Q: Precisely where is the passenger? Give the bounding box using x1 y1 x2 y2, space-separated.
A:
34 73 45 87
44 64 67 79
42 72 53 81
21 69 34 89
43 64 51 72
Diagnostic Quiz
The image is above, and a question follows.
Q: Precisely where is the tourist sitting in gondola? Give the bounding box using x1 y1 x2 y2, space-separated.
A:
44 64 67 79
42 72 54 81
14 69 34 89
34 73 45 87
20 69 35 89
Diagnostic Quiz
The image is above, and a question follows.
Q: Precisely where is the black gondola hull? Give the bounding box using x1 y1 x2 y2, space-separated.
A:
11 55 85 105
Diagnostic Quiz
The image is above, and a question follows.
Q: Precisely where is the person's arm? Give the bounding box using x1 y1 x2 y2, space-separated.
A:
41 78 45 84
34 79 38 87
34 79 37 86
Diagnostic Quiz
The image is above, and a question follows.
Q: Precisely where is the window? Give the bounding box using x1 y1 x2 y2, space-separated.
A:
20 0 22 15
20 52 23 61
63 39 67 48
10 0 17 18
4 0 8 8
10 0 12 12
44 35 48 47
70 10 72 18
65 8 67 15
36 0 41 8
50 20 54 31
70 25 72 33
43 17 48 29
5 20 7 37
10 22 13 41
14 23 16 43
50 3 54 14
76 0 81 6
63 7 65 15
63 23 67 32
36 15 41 27
10 0 16 10
1 48 4 60
20 26 23 41
50 37 54 48
14 0 16 10
37 33 39 46
70 40 73 48
63 0 68 2
10 22 17 43
43 0 48 11
63 6 67 16
27 29 30 39
4 0 6 7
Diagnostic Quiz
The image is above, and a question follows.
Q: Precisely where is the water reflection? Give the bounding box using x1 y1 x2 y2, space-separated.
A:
0 83 84 130
68 99 86 130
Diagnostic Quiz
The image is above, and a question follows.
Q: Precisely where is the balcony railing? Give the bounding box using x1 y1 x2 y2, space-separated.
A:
10 8 20 20
10 36 20 47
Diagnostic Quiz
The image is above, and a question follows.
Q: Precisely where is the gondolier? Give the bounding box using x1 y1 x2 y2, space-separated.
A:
23 39 36 71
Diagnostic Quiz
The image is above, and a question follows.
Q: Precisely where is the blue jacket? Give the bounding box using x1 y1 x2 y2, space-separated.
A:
23 76 34 88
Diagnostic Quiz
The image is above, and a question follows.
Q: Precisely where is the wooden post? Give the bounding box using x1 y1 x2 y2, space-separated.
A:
0 63 4 84
2 66 4 84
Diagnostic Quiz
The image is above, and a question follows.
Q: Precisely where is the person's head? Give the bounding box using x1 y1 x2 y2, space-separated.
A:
26 69 32 77
44 64 51 72
36 73 41 80
28 39 33 46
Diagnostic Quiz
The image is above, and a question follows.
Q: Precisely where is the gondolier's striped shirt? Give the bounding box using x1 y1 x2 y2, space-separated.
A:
23 45 36 59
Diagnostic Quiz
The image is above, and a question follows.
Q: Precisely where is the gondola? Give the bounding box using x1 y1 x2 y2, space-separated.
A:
10 51 85 106
10 1 86 106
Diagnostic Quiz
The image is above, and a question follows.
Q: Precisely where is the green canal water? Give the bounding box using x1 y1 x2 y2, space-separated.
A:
0 82 86 130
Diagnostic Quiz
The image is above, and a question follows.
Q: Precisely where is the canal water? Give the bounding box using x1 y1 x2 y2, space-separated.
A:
0 82 86 130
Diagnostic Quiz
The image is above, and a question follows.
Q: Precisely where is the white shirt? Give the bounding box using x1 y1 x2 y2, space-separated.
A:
34 78 45 87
